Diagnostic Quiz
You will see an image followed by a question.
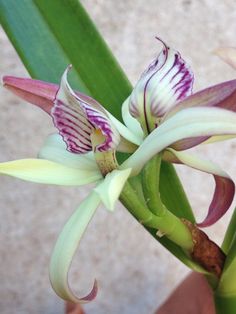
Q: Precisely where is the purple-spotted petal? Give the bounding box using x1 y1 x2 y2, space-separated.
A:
129 38 193 134
51 66 120 154
164 148 235 227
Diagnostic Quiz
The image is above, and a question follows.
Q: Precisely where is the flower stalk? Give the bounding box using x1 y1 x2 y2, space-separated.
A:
141 154 166 216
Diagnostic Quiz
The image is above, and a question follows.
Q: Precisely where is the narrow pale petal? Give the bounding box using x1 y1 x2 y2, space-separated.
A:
94 168 132 211
3 76 57 114
49 191 100 303
106 109 142 146
0 159 101 185
121 107 236 175
52 67 120 153
215 47 236 70
164 148 235 227
38 133 99 171
129 38 193 133
121 98 144 139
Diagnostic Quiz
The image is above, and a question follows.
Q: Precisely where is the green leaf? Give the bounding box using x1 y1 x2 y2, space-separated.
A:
160 162 195 221
0 0 131 121
222 206 236 254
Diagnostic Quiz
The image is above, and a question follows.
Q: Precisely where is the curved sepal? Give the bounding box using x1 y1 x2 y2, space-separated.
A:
49 191 100 303
0 159 101 185
164 148 235 227
122 107 236 175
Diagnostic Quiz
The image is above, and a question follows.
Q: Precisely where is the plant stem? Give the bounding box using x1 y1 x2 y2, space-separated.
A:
120 181 193 251
214 294 236 314
142 154 166 215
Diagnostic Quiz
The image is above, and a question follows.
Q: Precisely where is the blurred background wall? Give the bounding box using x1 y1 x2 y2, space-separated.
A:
0 0 236 313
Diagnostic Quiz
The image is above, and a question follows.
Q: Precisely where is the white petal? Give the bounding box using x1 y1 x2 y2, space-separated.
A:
0 159 101 185
106 108 143 146
94 168 132 211
121 98 144 139
38 133 99 171
121 107 236 175
49 191 100 303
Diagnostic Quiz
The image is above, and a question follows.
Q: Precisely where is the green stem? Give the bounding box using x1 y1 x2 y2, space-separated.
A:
222 206 236 254
120 181 193 250
142 154 166 215
216 238 236 298
214 294 236 314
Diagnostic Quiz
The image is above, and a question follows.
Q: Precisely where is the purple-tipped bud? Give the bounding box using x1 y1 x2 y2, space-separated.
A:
3 76 57 114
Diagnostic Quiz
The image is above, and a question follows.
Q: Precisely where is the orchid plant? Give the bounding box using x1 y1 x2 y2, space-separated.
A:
1 2 236 313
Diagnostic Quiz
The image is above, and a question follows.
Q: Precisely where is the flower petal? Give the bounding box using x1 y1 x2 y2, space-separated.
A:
121 97 144 139
164 148 235 227
3 76 57 114
94 168 132 211
51 66 120 154
215 47 236 70
164 79 236 150
121 107 236 175
49 191 100 303
0 159 101 185
129 38 193 133
38 133 99 171
105 110 141 152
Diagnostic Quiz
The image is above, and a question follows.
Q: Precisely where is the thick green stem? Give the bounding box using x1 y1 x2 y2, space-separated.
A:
120 181 193 251
142 154 166 215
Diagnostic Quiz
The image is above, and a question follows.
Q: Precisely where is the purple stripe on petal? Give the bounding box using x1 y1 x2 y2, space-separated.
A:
128 38 194 133
51 67 120 154
197 176 235 227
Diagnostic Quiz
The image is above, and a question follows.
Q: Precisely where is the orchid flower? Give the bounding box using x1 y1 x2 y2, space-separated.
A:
120 38 236 227
1 67 140 303
2 39 236 303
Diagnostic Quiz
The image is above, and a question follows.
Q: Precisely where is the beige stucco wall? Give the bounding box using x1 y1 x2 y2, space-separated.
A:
1 1 236 313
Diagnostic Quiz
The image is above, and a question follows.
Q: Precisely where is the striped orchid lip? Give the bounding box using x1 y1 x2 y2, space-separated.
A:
52 66 120 154
128 37 194 134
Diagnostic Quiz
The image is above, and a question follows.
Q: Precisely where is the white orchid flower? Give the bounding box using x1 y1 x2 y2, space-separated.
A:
1 67 138 303
121 38 236 227
2 39 236 303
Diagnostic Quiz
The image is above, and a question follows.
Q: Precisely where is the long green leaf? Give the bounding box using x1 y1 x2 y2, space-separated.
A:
0 0 195 262
0 0 131 120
